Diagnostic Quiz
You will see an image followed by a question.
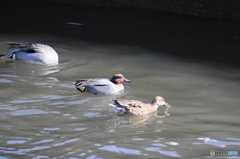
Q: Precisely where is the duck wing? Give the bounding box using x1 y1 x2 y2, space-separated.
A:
75 78 113 92
4 42 38 58
115 99 156 115
75 78 112 87
115 99 146 108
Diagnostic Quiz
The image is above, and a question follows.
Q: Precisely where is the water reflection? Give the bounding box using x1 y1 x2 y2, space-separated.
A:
1 59 60 76
194 137 240 147
106 110 169 130
99 145 142 155
9 109 59 116
0 24 240 159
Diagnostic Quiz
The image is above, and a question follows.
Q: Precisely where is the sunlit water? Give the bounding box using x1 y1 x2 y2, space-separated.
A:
0 33 240 159
1 2 240 158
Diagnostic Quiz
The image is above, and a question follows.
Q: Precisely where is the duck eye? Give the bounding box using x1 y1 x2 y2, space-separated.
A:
112 76 122 81
116 76 123 80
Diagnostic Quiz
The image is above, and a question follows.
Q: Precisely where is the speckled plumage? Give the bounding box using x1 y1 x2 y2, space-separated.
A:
109 96 171 115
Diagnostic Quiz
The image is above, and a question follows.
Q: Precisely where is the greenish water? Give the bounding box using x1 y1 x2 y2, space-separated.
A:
0 34 240 159
0 1 240 158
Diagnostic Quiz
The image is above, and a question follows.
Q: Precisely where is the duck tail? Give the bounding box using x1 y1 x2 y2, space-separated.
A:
3 42 29 59
74 80 87 92
108 103 118 108
108 101 126 114
108 103 124 111
6 42 32 48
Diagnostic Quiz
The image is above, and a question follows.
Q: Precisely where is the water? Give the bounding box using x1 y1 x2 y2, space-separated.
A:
1 1 240 159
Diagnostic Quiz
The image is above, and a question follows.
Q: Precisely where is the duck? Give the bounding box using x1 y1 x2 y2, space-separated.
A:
108 96 171 115
74 74 131 94
3 42 59 65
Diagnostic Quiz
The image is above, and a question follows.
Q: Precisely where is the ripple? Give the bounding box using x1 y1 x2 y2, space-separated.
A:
10 99 44 104
41 95 66 100
0 145 51 157
152 143 167 147
0 156 11 159
84 112 107 118
52 138 80 147
99 145 142 155
132 138 145 141
33 82 46 86
0 79 12 83
226 138 240 141
0 149 26 155
94 143 102 147
166 142 179 146
0 106 18 111
33 155 49 159
145 147 161 152
32 139 54 144
159 150 181 158
9 109 59 116
0 74 20 83
193 137 240 147
0 146 29 155
31 146 51 151
73 128 87 131
7 140 26 145
144 147 181 157
0 74 19 78
43 128 61 131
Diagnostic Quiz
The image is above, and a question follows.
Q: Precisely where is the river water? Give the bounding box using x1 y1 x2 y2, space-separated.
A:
0 1 240 159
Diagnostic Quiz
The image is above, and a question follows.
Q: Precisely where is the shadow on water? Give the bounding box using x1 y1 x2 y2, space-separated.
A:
1 0 240 67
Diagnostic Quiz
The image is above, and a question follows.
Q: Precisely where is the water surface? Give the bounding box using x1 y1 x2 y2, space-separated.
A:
0 2 240 159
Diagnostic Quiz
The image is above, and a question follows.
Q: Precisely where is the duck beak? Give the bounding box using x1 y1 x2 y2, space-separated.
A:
164 103 171 107
123 78 132 83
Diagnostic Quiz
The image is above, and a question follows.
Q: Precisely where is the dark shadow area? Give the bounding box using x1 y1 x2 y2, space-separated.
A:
1 0 240 67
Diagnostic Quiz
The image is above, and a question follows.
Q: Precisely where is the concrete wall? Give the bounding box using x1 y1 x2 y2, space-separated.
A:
38 0 240 19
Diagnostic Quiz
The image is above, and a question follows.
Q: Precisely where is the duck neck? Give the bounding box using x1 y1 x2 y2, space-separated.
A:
151 101 158 107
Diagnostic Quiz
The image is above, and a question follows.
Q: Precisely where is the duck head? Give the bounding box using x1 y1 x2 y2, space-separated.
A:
152 96 171 107
110 74 132 85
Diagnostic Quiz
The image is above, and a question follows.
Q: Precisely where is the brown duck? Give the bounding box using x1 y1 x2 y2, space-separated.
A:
108 96 171 115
